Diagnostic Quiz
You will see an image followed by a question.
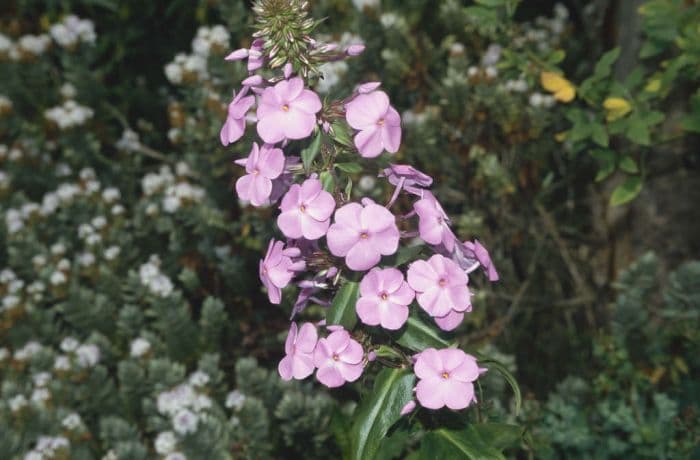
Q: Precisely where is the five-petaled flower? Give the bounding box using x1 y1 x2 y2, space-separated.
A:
407 254 472 331
356 267 414 330
415 191 455 251
256 77 322 144
235 142 285 206
278 322 318 380
259 239 305 304
345 90 401 158
326 199 400 271
313 329 364 387
414 348 485 410
277 178 336 240
220 88 255 146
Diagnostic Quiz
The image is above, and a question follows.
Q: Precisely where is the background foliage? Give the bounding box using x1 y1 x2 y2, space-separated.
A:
0 0 698 458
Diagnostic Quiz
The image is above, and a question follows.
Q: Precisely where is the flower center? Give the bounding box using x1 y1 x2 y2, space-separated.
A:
359 231 369 239
281 104 290 112
253 168 260 175
380 292 388 301
377 118 385 126
438 278 447 287
441 372 450 380
332 354 340 361
299 204 306 213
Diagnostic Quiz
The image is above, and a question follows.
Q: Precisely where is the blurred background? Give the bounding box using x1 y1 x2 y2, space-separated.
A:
0 0 698 458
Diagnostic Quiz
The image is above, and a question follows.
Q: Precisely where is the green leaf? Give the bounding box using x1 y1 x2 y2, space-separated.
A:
593 47 620 80
590 123 609 147
331 121 354 148
301 131 323 171
619 156 639 174
396 316 451 352
345 177 353 198
326 282 359 330
590 149 615 182
610 176 642 206
471 423 523 450
418 427 506 460
548 49 566 64
335 162 363 174
350 368 415 460
320 170 336 193
626 116 651 146
474 0 507 6
478 358 522 416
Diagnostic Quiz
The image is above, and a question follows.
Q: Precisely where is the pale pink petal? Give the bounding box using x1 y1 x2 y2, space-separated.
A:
285 322 298 355
373 227 400 256
356 297 381 326
256 111 287 144
340 339 363 364
443 380 474 410
277 210 303 239
220 118 245 146
334 202 363 229
434 310 464 331
338 361 364 382
380 268 404 293
307 191 335 221
346 92 389 129
407 260 438 292
389 282 415 306
235 174 254 202
346 239 381 271
280 184 300 211
450 357 481 383
282 109 316 140
292 89 322 114
354 127 384 158
325 330 350 352
327 225 360 257
359 269 381 297
313 340 332 366
258 147 285 179
266 284 281 304
266 265 293 289
275 77 304 103
229 95 256 119
300 178 322 202
296 323 318 353
300 213 329 240
278 355 293 380
447 285 471 313
360 204 394 233
291 353 315 379
415 378 445 409
250 175 272 206
379 302 408 330
381 125 401 154
416 288 441 316
414 348 443 380
316 365 345 388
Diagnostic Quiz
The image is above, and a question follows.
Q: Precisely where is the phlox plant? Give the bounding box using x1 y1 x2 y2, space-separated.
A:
219 1 521 457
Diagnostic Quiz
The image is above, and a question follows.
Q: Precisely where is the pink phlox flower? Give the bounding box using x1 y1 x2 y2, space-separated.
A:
278 322 318 381
406 254 472 319
380 164 433 196
278 178 336 240
414 191 455 252
235 143 285 206
225 39 264 72
463 240 499 282
346 44 365 56
414 348 485 410
345 90 401 158
326 199 400 271
259 239 306 304
400 400 416 416
220 88 256 146
433 310 465 332
313 329 364 387
357 82 381 94
256 77 322 143
356 267 414 330
268 155 300 204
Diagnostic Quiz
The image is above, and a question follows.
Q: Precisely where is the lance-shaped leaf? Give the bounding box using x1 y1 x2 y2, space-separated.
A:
350 368 415 460
396 316 452 352
326 281 359 330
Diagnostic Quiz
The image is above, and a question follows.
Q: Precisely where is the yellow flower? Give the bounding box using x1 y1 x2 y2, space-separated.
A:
603 97 632 121
644 78 661 93
540 71 576 103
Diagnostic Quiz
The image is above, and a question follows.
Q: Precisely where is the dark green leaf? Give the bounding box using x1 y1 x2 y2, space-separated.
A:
301 132 323 171
593 47 620 80
332 121 354 148
619 156 639 174
626 115 651 145
327 282 359 330
591 123 609 147
610 176 642 206
590 149 615 182
320 170 336 193
418 427 505 460
478 358 522 415
335 162 364 174
350 369 415 460
396 316 451 352
471 423 523 450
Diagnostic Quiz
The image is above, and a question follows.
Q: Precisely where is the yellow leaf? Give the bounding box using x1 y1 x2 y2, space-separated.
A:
554 131 568 142
603 97 632 121
644 78 661 93
540 72 576 102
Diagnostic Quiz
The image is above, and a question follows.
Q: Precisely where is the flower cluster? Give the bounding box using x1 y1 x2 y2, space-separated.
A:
139 255 175 298
220 2 497 411
49 15 96 49
164 25 229 85
44 99 95 130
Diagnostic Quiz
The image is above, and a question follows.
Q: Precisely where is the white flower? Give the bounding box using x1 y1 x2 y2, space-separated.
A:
51 243 67 256
57 258 71 270
91 216 107 229
101 450 118 460
60 83 77 99
17 34 51 56
155 431 177 455
162 195 181 213
79 252 96 267
380 12 399 28
102 187 121 203
189 371 210 387
529 92 544 108
484 66 498 78
61 337 80 352
225 390 246 411
104 246 121 261
2 295 20 311
172 409 199 435
75 344 100 367
15 341 42 361
193 394 212 412
165 452 187 460
50 271 67 286
130 338 151 358
31 387 50 405
33 372 51 387
115 129 141 152
111 204 125 216
9 394 27 412
0 347 9 361
165 62 183 84
62 413 83 430
54 355 71 371
352 0 380 11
